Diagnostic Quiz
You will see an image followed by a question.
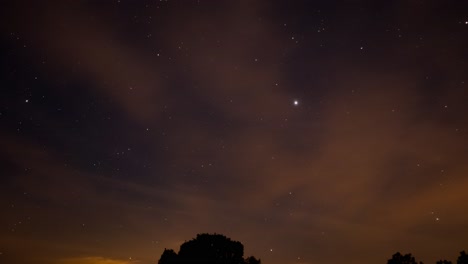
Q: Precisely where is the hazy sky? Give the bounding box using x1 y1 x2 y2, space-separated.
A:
1 1 468 264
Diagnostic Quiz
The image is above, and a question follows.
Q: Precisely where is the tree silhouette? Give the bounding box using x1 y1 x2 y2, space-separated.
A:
158 234 261 264
387 252 419 264
458 251 468 264
245 256 261 264
159 249 178 264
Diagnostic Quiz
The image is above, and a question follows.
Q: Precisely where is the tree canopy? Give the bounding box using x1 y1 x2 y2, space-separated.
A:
387 252 420 264
458 251 468 264
158 234 260 264
387 251 468 264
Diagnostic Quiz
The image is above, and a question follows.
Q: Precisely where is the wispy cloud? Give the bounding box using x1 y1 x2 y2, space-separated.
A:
56 256 136 264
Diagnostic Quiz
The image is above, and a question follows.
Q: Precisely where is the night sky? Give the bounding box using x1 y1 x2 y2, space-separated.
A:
1 1 468 264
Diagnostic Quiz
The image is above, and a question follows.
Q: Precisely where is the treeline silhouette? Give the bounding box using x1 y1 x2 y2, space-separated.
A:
158 233 467 264
158 234 260 264
387 251 468 264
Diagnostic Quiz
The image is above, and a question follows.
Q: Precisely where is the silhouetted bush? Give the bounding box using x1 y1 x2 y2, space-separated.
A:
159 249 178 264
158 234 260 264
458 251 468 264
388 251 468 264
388 252 419 264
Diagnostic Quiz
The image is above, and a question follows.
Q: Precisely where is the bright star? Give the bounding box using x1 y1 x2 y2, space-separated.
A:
293 100 299 106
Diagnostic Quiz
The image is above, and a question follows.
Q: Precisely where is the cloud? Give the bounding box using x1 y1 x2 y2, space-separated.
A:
56 256 135 264
2 1 166 123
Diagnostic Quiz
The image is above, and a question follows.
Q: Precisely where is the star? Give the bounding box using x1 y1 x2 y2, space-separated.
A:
293 100 299 106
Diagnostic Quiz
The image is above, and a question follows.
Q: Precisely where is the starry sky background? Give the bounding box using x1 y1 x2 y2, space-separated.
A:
1 1 468 264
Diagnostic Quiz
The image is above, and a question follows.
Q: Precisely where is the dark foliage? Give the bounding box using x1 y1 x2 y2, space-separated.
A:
159 249 178 264
389 251 468 264
245 256 261 264
388 252 419 264
158 234 261 264
458 251 468 264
